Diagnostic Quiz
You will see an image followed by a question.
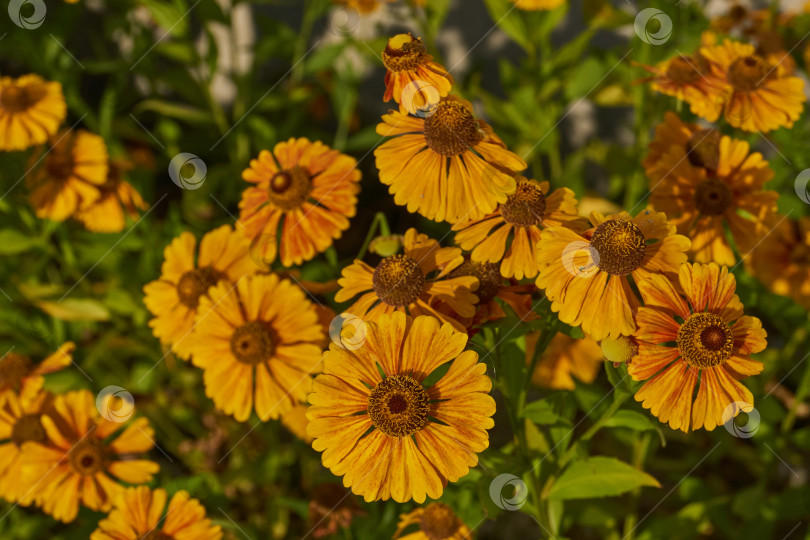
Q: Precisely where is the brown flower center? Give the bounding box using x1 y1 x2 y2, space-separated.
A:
677 312 734 368
0 85 37 113
420 503 462 540
590 220 646 276
665 55 706 84
230 321 274 365
372 254 426 307
11 414 47 447
449 259 501 304
423 99 484 157
727 55 771 91
46 150 76 181
686 128 721 171
382 33 427 72
176 267 223 309
69 439 107 476
0 353 33 391
367 375 429 437
267 166 312 211
694 178 732 216
500 181 546 227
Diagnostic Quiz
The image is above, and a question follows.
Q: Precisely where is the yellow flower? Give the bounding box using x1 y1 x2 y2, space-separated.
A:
746 215 810 309
143 225 256 360
382 34 452 112
0 390 53 505
453 177 588 280
21 389 159 522
0 75 66 152
509 0 565 10
27 129 108 221
375 96 526 223
239 137 361 267
394 502 471 539
0 342 74 403
629 263 766 432
527 333 604 390
535 210 690 340
335 228 479 332
191 273 326 422
307 313 495 503
644 112 777 265
700 38 805 132
639 52 726 123
91 486 222 540
74 160 148 233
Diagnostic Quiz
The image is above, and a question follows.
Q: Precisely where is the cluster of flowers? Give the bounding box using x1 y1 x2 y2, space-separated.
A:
0 74 147 232
0 343 220 537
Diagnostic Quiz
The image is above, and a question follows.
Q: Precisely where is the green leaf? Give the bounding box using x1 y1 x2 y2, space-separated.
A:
140 0 191 38
482 0 532 52
522 400 562 425
604 410 666 445
0 229 44 255
36 298 110 322
133 100 215 125
547 456 660 501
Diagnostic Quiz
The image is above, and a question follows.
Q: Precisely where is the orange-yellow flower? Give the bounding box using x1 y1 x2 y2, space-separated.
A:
21 389 159 522
453 177 588 279
143 225 256 360
382 34 452 113
74 160 148 233
375 96 526 223
629 263 766 432
535 210 690 340
238 138 361 267
0 75 66 152
307 313 495 502
700 38 805 132
746 215 810 309
0 342 74 403
509 0 566 10
644 112 777 265
527 332 604 390
0 390 53 505
191 273 326 422
394 502 471 539
335 228 479 332
91 486 222 540
27 129 108 221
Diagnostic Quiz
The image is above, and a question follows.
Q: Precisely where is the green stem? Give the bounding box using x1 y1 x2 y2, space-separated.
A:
622 432 652 540
355 212 391 260
558 392 631 469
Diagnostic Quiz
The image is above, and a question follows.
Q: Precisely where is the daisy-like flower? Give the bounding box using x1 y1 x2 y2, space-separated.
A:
375 96 527 223
143 225 256 361
601 335 639 366
644 112 777 265
191 273 326 422
629 263 767 432
0 390 53 505
442 257 538 329
394 502 471 539
382 33 452 113
307 313 495 503
335 228 479 332
91 486 222 540
638 51 726 123
0 342 74 403
527 332 604 390
0 74 66 152
27 129 109 221
238 138 361 267
73 160 148 233
700 38 805 132
509 0 565 10
453 177 588 280
336 0 393 14
535 210 690 340
746 215 810 309
21 389 159 522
